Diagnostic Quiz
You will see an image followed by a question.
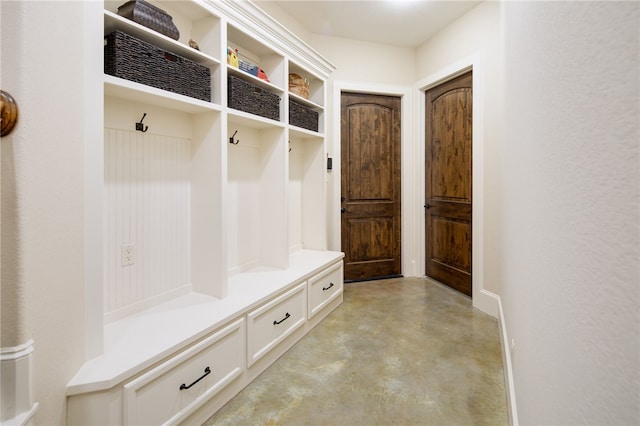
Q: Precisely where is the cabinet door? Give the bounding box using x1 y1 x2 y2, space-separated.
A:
308 261 343 319
246 283 307 367
123 319 245 425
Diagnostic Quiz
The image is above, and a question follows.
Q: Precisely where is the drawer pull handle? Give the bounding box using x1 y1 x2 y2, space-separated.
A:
179 366 211 390
273 312 290 325
322 282 335 291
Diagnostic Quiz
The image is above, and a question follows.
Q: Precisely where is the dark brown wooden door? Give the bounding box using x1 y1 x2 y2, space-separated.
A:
341 92 401 282
425 72 472 296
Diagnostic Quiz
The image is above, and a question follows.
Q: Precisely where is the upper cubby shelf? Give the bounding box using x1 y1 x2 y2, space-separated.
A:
289 93 322 111
227 108 285 129
289 125 324 140
103 10 220 68
227 66 284 95
288 61 324 108
227 24 285 91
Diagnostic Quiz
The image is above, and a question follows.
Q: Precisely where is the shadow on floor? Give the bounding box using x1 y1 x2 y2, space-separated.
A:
204 277 507 426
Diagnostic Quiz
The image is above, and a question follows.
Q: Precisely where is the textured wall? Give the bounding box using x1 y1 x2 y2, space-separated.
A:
501 2 640 424
0 1 86 423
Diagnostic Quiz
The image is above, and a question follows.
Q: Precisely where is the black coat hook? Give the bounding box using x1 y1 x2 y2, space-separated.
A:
229 130 239 144
136 113 148 132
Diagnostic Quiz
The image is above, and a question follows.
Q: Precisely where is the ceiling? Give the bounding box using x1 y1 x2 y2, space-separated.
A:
268 0 482 47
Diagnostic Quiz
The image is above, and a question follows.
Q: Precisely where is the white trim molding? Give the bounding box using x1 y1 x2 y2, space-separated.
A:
0 340 39 426
414 52 494 317
497 297 519 426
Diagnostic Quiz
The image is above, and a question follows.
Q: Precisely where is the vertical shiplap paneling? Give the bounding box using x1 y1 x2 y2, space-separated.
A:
288 139 303 251
227 141 261 274
104 128 191 315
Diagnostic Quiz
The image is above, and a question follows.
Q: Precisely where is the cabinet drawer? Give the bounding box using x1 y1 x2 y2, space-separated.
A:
247 283 307 367
308 261 343 319
123 318 245 426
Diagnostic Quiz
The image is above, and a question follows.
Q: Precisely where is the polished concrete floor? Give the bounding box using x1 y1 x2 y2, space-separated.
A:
204 277 507 426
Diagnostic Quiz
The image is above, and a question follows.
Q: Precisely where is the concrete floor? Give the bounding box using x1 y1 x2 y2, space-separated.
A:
204 277 507 426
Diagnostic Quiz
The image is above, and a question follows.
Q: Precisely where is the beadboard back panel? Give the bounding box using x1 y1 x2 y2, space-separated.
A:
226 125 287 275
288 139 304 252
104 128 191 318
227 138 261 274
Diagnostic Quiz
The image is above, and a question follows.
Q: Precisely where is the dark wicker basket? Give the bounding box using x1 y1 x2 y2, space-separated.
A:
117 0 180 40
289 100 319 132
104 30 211 102
228 76 280 121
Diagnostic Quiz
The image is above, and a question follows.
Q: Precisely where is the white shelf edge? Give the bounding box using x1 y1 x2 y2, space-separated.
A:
289 92 323 110
228 65 284 94
227 108 285 129
289 125 325 139
104 10 221 68
104 75 221 114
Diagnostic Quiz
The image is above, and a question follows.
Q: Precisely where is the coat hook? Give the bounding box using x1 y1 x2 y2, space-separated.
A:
229 130 239 144
136 113 148 133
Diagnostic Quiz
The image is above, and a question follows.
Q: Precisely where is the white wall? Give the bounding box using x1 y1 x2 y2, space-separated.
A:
0 1 87 423
500 2 640 424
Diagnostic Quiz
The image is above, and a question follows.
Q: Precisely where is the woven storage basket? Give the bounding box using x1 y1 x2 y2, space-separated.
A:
104 31 211 102
228 76 280 121
289 100 318 132
117 0 180 40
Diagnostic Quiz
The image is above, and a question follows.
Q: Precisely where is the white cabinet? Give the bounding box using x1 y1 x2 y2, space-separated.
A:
247 283 307 367
69 0 340 424
308 261 344 319
123 319 244 425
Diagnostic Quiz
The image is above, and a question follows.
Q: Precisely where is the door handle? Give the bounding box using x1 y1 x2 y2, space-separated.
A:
1 90 19 137
341 207 349 213
424 203 431 209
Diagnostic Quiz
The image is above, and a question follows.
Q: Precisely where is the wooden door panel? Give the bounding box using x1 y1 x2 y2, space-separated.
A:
431 90 472 202
346 216 394 261
425 72 472 296
341 93 401 281
431 217 471 272
347 105 394 201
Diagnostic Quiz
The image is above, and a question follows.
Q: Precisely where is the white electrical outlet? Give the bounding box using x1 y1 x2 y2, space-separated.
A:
122 244 136 266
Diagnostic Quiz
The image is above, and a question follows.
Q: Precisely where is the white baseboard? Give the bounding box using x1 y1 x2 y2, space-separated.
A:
473 288 500 318
0 340 39 425
496 297 519 426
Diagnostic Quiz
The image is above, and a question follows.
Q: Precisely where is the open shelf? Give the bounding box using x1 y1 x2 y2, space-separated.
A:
288 61 325 108
104 10 220 67
289 92 322 110
104 75 220 113
227 23 285 91
227 65 285 95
